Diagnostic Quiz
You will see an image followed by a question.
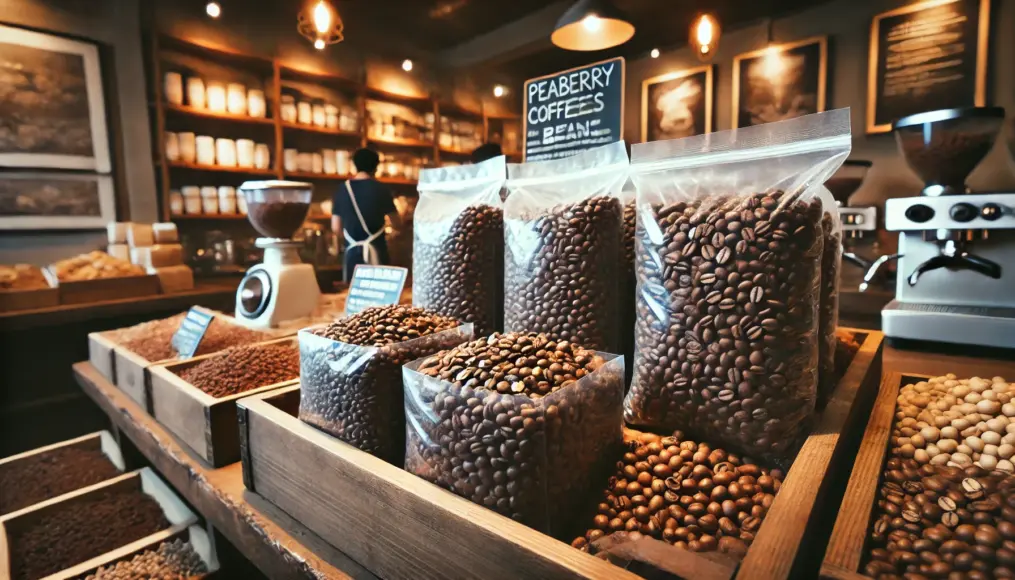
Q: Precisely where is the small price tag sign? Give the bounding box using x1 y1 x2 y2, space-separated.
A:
345 265 408 315
171 307 214 359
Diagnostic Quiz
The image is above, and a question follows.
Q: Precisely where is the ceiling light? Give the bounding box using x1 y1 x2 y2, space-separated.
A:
650 48 660 58
298 0 344 49
493 85 506 98
551 0 635 52
205 2 221 18
689 13 720 61
402 59 413 72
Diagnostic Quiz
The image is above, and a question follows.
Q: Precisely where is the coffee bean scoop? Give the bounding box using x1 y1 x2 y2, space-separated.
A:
403 332 625 534
299 305 472 465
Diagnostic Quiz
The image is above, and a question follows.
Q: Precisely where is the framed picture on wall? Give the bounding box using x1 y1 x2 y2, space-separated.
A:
0 172 115 230
0 24 111 172
732 36 828 129
866 0 990 134
641 65 714 142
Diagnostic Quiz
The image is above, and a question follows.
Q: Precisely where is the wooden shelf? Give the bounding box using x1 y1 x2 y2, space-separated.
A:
279 65 359 90
281 122 362 138
172 213 249 221
367 136 433 149
438 102 483 120
163 103 275 125
439 146 472 156
377 177 417 186
284 171 351 181
166 161 276 176
365 87 432 108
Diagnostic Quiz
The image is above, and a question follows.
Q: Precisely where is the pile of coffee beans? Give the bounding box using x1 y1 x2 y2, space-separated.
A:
246 199 311 238
898 129 997 192
504 195 622 353
0 446 121 515
414 203 504 335
178 342 299 398
864 459 1015 579
625 190 823 462
817 211 842 408
110 312 270 362
405 332 624 533
299 306 467 465
571 431 783 560
85 539 207 580
893 375 1014 471
10 488 170 579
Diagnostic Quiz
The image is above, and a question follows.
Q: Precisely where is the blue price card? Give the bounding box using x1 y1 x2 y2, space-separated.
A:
171 307 215 359
345 265 408 315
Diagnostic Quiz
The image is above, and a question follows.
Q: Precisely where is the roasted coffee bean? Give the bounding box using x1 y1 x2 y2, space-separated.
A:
505 195 622 352
626 190 823 461
300 306 465 465
85 539 207 580
415 203 504 335
816 210 841 408
407 332 623 533
0 446 121 515
247 198 311 238
572 431 782 561
180 342 299 399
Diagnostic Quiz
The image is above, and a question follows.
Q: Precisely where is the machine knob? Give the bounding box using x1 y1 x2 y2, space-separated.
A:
981 203 1003 221
950 202 978 223
905 204 935 223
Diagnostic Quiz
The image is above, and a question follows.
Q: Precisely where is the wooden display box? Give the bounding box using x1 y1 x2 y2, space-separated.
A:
0 467 199 579
238 329 883 580
149 336 300 467
0 287 58 313
51 273 161 305
0 431 125 518
68 523 219 579
819 372 926 580
88 331 119 382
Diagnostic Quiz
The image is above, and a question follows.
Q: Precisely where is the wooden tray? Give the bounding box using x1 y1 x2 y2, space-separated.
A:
0 467 198 579
819 372 927 580
67 523 219 579
88 331 119 382
0 431 126 518
0 287 58 313
53 274 161 305
149 336 300 467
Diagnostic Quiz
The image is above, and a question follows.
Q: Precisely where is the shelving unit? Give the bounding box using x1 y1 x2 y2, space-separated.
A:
162 102 276 125
164 161 276 176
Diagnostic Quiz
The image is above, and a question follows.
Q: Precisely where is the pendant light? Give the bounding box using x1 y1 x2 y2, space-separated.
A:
551 0 635 52
298 0 344 48
689 13 720 61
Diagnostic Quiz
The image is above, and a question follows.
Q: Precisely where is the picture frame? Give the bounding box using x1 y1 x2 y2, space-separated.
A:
866 0 990 134
732 36 828 129
0 24 112 172
641 65 714 142
0 172 115 230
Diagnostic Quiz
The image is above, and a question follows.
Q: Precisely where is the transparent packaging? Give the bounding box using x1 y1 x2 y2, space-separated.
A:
404 350 625 535
504 142 628 352
620 180 637 389
818 198 843 408
298 323 473 465
414 156 506 336
624 109 850 463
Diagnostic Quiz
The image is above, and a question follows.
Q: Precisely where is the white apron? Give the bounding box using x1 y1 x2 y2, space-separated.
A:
342 180 384 267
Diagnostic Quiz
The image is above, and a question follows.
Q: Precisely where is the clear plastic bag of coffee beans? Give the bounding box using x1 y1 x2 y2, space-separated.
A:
503 142 628 353
414 156 507 335
624 110 851 464
403 333 626 535
817 197 843 408
620 181 637 389
298 320 474 466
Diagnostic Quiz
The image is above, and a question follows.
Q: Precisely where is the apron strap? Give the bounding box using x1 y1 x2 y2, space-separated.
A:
343 180 384 265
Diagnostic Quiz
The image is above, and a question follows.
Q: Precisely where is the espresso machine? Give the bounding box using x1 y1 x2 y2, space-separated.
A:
825 160 880 272
867 107 1015 348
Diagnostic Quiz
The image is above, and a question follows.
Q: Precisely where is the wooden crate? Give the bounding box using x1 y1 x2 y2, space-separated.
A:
66 523 219 579
149 336 300 467
819 372 927 580
736 328 884 580
0 287 58 313
0 467 198 579
88 331 119 382
54 274 161 305
0 431 125 518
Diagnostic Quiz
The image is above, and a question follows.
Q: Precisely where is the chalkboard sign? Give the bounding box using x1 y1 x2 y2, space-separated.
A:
345 265 408 315
171 307 214 359
523 57 625 162
867 0 989 133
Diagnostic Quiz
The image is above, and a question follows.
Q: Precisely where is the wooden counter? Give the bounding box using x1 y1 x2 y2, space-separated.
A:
0 281 237 332
72 362 374 580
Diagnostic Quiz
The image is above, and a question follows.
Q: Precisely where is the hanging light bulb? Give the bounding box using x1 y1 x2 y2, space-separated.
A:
493 85 506 98
689 13 720 61
650 48 660 58
205 2 221 18
402 59 413 72
551 0 635 51
298 0 344 48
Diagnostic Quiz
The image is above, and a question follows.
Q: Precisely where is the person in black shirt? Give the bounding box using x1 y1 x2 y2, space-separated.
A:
471 142 503 164
332 148 397 281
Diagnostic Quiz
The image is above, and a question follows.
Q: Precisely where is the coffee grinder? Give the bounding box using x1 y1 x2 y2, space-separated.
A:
825 160 879 272
869 107 1015 348
235 181 320 327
